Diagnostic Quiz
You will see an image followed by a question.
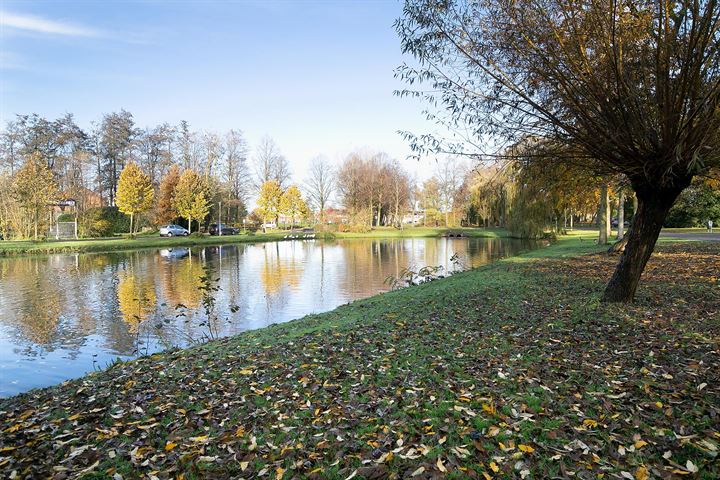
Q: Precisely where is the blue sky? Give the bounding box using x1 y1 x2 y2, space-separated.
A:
0 0 439 180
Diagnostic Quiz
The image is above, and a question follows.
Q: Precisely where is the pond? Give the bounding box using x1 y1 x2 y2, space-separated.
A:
0 236 538 397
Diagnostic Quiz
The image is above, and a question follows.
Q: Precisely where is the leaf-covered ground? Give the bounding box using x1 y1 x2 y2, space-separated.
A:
1 236 718 479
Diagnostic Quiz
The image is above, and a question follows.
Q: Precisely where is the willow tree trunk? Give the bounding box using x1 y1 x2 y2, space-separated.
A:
602 181 688 303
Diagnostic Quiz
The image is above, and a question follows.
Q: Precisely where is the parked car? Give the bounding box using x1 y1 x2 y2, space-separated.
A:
261 222 277 230
209 223 240 236
611 219 630 228
159 224 189 237
159 247 189 259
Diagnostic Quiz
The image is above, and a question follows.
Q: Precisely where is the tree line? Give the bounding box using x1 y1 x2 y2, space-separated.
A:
0 111 305 238
1 110 714 243
0 110 475 238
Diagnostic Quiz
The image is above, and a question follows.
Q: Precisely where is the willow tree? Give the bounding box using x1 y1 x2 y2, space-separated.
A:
396 0 720 302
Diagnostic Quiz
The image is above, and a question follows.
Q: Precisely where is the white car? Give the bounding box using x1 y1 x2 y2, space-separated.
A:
159 224 189 237
262 222 277 229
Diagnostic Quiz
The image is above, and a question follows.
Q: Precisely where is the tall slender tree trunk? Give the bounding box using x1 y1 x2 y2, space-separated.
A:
617 192 625 240
602 181 688 303
598 183 610 244
394 199 400 230
130 213 134 236
111 157 117 207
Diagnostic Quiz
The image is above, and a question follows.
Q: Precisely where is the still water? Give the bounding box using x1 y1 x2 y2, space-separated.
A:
0 237 537 397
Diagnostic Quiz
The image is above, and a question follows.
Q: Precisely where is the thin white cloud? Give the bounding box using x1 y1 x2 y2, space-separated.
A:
0 11 102 37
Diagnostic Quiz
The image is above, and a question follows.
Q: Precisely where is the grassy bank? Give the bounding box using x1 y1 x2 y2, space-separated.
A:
1 232 718 479
0 227 508 257
0 232 288 257
322 227 510 239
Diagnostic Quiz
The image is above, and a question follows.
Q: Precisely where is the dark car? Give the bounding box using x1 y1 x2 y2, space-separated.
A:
611 219 630 228
209 223 240 236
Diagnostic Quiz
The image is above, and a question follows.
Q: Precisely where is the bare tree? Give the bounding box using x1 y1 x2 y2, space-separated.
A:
397 0 720 302
223 130 250 204
0 120 24 175
336 151 409 227
388 160 411 228
254 136 291 189
435 156 466 227
305 155 335 223
201 131 224 181
337 152 366 221
137 123 174 186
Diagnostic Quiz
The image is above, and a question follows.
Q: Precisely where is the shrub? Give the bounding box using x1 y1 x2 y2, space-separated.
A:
665 181 720 227
79 207 130 238
314 223 338 233
338 223 371 233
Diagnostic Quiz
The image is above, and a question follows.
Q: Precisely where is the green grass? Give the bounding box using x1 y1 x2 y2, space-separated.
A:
661 227 714 233
0 227 509 256
323 226 510 239
0 231 302 256
1 231 717 479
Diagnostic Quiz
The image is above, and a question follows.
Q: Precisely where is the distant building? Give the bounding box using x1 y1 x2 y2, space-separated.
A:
402 210 424 225
324 208 349 224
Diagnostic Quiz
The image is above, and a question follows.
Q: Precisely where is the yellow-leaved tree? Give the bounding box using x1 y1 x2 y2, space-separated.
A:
12 154 59 240
174 169 209 233
257 180 283 232
116 162 154 236
279 185 308 228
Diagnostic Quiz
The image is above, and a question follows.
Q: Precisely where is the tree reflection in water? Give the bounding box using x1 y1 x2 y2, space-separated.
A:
0 237 537 396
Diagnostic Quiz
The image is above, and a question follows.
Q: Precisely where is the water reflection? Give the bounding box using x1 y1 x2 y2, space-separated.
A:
0 237 536 396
